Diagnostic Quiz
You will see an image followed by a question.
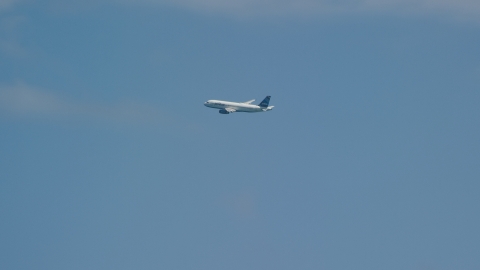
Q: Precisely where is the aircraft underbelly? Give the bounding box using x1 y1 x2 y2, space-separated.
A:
205 102 267 113
235 107 259 112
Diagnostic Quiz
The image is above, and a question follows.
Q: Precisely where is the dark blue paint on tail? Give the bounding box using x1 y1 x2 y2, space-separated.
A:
259 96 271 107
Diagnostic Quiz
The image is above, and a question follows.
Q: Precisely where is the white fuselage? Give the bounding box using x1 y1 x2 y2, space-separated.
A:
204 100 274 113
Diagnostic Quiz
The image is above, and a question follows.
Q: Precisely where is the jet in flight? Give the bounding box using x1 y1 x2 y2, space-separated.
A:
204 96 274 114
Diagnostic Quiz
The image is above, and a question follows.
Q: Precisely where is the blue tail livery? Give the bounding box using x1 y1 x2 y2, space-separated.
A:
259 96 271 107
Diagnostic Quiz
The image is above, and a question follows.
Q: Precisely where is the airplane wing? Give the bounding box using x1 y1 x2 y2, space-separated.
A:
225 108 236 113
243 99 255 104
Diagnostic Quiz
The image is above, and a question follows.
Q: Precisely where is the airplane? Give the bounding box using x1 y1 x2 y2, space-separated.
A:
204 96 274 114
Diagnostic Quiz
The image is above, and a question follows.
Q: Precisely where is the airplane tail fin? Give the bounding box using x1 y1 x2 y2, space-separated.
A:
259 96 271 107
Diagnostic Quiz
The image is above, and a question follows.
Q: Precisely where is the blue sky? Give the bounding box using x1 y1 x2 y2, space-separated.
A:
1 1 479 269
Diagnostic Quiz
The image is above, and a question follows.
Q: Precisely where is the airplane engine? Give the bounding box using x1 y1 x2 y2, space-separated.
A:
219 109 229 114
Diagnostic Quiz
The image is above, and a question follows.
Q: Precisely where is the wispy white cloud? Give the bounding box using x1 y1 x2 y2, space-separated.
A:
5 0 480 21
0 15 27 58
0 39 26 58
0 83 63 114
222 190 258 221
0 82 165 125
2 0 480 21
0 0 21 12
111 0 480 20
0 14 25 31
